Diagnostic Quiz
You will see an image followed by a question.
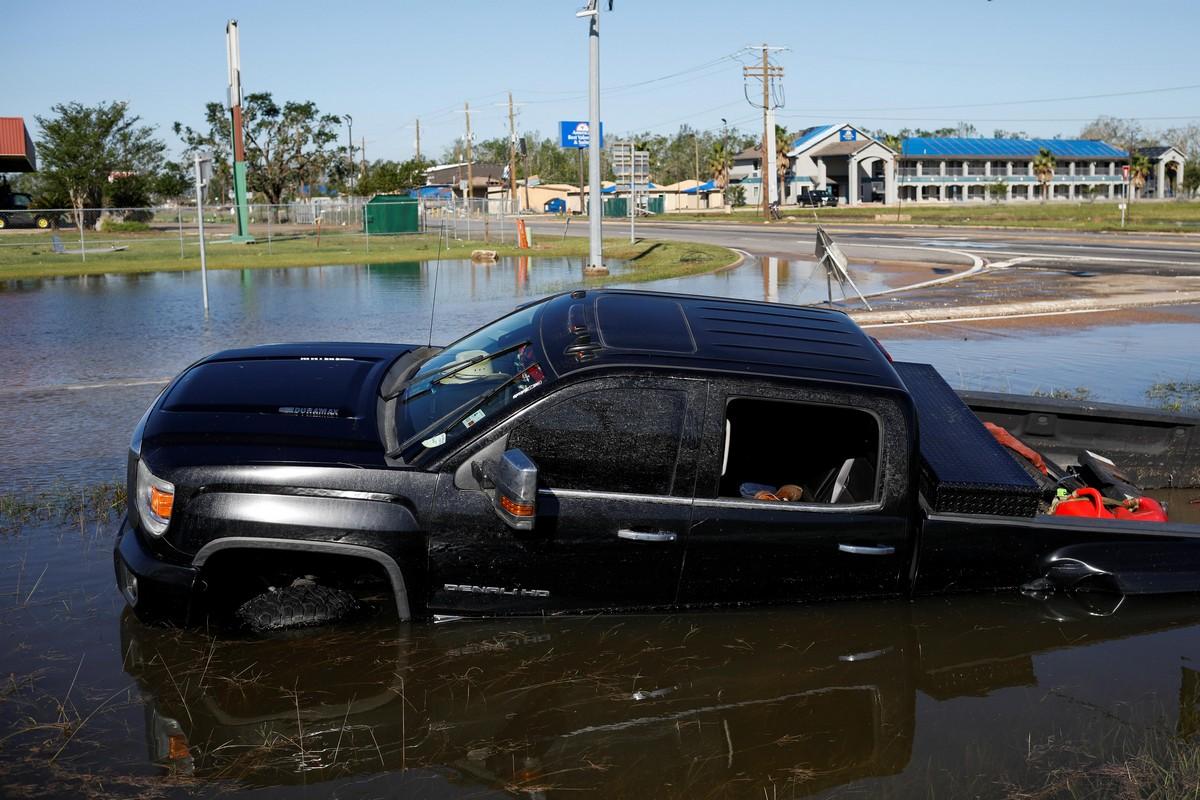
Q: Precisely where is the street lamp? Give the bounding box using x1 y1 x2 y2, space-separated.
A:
193 151 213 312
578 0 610 275
344 114 354 190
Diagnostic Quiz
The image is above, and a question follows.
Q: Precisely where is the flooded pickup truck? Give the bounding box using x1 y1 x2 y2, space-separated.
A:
112 289 1200 629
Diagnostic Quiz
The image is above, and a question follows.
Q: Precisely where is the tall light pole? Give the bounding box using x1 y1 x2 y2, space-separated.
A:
344 114 354 191
579 0 608 274
225 19 253 242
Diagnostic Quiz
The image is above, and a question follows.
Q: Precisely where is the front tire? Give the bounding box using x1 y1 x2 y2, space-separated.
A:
0 216 7 230
236 582 360 633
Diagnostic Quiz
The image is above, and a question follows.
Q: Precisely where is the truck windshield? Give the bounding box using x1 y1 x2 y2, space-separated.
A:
394 303 547 459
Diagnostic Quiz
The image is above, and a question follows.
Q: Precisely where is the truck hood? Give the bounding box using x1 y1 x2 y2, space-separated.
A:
141 342 423 469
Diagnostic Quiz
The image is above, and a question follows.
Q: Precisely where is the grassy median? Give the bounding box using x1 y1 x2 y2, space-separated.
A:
0 229 738 282
664 200 1200 233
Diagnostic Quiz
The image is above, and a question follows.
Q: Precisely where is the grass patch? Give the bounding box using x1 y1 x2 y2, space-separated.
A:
662 200 1200 233
0 482 126 531
1147 382 1200 414
0 230 737 283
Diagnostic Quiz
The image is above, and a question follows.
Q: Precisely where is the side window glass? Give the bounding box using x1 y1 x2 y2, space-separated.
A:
510 387 686 495
718 398 880 505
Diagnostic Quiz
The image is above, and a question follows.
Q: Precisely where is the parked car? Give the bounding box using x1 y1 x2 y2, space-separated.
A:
113 289 1200 630
0 189 63 230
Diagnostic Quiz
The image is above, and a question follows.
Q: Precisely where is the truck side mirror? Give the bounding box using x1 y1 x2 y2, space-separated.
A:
490 449 538 530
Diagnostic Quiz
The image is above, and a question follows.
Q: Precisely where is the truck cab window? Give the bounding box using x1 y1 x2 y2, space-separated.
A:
509 387 687 495
719 398 880 504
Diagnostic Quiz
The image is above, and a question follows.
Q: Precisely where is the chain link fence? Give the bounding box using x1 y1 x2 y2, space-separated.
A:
0 196 531 265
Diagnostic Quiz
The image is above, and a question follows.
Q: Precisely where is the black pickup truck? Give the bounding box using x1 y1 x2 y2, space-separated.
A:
113 289 1200 629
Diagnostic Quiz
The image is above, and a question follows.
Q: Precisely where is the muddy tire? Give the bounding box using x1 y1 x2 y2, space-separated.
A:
236 583 359 633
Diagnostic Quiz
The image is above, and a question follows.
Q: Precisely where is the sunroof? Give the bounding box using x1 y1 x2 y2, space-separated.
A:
597 295 696 353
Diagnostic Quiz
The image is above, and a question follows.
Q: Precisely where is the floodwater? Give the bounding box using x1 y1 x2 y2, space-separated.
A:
2 255 1200 797
5 511 1200 798
0 255 1195 491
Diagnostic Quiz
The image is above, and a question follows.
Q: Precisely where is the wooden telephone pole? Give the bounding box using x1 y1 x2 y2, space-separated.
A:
415 118 421 161
508 92 518 213
743 44 784 220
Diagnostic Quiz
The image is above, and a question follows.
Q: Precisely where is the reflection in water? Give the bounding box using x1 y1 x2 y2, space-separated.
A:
120 595 1200 797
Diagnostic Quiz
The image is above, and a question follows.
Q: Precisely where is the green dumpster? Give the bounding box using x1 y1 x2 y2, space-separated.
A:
364 195 419 234
603 197 628 218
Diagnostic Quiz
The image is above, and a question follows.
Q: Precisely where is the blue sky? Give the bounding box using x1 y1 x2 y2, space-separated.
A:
7 0 1199 162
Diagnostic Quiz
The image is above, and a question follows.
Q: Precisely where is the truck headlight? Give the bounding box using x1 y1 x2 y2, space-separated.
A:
135 460 174 536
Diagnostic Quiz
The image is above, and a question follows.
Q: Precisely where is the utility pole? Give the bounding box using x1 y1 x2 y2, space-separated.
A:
508 92 518 213
415 118 421 161
225 20 253 242
360 136 366 176
743 44 785 220
694 132 701 210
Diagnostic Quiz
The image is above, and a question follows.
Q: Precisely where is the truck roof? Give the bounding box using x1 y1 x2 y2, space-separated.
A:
542 289 906 391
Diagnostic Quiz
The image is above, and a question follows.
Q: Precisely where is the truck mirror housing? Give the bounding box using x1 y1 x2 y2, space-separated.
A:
492 449 538 530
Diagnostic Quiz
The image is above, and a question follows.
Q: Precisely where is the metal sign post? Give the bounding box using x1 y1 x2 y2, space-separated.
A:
814 226 871 310
193 152 213 312
612 140 649 244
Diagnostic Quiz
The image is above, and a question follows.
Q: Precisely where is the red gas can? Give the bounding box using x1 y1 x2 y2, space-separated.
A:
1052 488 1115 519
1112 496 1168 523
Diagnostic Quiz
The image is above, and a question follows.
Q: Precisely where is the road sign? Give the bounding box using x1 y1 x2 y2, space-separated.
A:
560 120 604 149
1122 165 1130 180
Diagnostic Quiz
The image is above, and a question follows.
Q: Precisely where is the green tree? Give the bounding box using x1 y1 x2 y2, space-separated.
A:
1182 158 1200 198
707 140 733 188
1032 147 1056 202
152 161 193 202
986 181 1007 203
1129 153 1152 199
725 184 746 208
175 93 341 219
356 158 433 196
35 100 165 233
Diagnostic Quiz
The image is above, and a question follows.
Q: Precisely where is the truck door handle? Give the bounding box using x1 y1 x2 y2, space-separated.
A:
838 543 895 556
618 529 677 543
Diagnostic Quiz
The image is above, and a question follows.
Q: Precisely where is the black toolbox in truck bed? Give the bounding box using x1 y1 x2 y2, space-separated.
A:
894 362 1042 517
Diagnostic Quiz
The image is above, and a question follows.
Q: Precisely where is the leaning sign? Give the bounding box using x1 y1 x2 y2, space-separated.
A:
559 120 604 149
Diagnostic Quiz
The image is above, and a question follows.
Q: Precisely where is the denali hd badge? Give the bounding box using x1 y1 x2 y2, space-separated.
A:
444 583 550 598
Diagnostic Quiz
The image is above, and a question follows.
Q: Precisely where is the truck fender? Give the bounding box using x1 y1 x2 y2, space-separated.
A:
1036 541 1200 597
193 538 412 620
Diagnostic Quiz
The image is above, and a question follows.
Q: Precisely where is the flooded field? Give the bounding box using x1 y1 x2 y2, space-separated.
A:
2 255 1199 798
4 507 1200 798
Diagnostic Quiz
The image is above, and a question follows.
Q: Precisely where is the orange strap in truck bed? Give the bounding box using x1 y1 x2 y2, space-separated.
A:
983 421 1048 476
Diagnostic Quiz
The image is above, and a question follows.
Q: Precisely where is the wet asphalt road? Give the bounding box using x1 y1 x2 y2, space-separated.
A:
528 218 1200 275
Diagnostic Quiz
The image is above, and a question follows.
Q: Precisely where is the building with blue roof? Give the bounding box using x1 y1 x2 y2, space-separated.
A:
758 125 1183 206
898 137 1132 202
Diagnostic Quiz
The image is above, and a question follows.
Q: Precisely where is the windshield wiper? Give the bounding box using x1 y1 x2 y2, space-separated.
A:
404 340 530 401
392 363 541 458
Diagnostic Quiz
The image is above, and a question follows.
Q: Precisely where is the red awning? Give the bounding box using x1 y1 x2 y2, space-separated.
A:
0 117 37 172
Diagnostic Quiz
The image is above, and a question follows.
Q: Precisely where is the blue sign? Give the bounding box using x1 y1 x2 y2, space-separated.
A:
839 128 857 142
560 120 604 149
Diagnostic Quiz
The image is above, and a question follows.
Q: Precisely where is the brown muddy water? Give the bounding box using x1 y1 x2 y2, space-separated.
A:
2 257 1200 798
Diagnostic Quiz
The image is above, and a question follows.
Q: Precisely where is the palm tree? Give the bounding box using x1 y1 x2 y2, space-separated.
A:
707 140 732 189
1129 153 1152 200
1032 147 1055 202
774 124 791 202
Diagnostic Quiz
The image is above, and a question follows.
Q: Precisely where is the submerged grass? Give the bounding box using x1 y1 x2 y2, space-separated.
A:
0 230 736 282
0 482 126 532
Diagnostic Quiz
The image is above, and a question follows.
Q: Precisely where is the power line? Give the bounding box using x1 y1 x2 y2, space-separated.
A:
791 83 1200 114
